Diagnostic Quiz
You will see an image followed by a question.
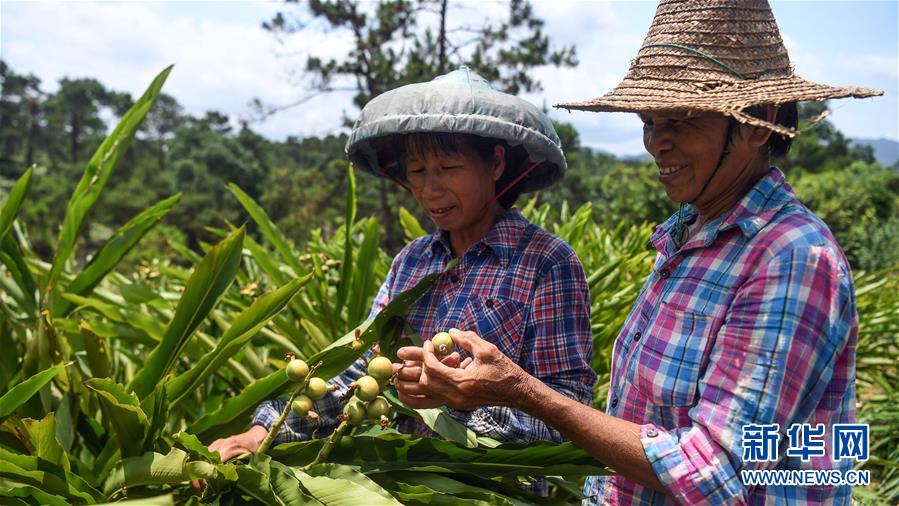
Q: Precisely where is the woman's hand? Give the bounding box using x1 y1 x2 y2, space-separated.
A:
191 425 267 492
394 344 470 408
399 328 532 411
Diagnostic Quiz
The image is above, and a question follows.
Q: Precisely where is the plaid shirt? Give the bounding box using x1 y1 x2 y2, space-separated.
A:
253 209 595 449
583 169 858 505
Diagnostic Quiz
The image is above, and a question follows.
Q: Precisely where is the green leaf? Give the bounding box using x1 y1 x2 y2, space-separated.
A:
54 194 181 317
383 390 478 448
336 164 357 313
103 448 234 498
80 321 112 378
299 463 403 505
0 363 67 423
348 217 380 325
20 413 70 471
172 431 221 463
166 275 310 407
47 66 173 294
94 495 175 506
129 226 245 399
269 433 609 478
399 205 428 241
0 235 37 315
233 454 320 506
85 378 149 458
0 166 33 245
0 486 69 506
0 448 103 503
227 183 306 277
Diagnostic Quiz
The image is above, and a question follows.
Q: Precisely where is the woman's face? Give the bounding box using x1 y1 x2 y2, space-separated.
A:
639 110 742 205
404 144 505 234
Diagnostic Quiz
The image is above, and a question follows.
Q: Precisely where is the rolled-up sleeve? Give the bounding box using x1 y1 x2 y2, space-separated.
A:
641 246 856 505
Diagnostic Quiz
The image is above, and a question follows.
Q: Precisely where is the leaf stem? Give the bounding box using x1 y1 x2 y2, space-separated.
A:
257 361 321 454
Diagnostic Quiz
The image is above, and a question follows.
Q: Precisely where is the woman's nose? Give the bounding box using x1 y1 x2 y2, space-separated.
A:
644 123 674 157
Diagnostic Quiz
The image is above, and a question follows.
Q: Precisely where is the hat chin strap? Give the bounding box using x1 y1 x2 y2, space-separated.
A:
674 118 736 246
480 160 541 212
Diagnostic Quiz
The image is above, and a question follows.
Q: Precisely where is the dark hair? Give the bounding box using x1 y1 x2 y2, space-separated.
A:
741 102 798 158
391 132 529 209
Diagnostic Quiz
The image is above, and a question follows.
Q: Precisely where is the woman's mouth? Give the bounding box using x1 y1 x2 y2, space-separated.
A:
429 206 455 217
658 164 687 176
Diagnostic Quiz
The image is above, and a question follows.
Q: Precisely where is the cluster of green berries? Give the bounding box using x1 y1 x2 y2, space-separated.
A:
283 355 395 427
342 356 393 426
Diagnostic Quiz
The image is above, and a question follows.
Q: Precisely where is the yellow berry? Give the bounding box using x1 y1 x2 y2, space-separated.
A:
292 395 313 416
355 375 381 401
431 332 454 357
285 359 310 382
367 356 393 381
305 377 329 400
344 399 367 425
366 397 390 419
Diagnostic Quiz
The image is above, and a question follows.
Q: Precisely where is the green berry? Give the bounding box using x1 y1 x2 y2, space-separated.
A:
305 377 328 400
292 395 313 416
366 397 390 419
367 356 393 381
344 399 367 425
285 359 310 382
355 375 381 402
431 332 454 357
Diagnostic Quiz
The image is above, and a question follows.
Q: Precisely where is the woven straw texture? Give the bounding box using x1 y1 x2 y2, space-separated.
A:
555 0 882 136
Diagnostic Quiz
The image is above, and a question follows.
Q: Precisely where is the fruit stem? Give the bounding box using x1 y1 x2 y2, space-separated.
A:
258 361 322 454
303 420 349 470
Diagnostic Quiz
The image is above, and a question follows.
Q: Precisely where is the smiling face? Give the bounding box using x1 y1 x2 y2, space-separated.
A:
402 135 506 243
639 109 772 219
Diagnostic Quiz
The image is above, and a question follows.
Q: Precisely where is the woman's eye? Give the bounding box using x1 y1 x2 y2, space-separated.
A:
408 168 425 174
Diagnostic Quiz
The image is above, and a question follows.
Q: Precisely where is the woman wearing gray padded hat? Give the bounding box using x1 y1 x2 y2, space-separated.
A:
204 68 596 488
400 1 881 505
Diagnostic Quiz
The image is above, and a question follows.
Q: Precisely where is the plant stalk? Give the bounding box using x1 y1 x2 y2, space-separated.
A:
257 361 321 454
303 420 349 470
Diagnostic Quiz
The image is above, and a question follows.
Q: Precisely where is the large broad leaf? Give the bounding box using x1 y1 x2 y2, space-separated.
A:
0 166 33 245
46 66 172 293
298 463 403 505
0 448 103 503
129 226 245 399
383 390 478 448
166 275 311 407
54 193 181 317
0 363 68 423
372 471 533 506
190 269 443 439
239 454 321 506
84 378 149 458
0 486 69 506
94 496 175 506
103 448 235 498
269 433 609 478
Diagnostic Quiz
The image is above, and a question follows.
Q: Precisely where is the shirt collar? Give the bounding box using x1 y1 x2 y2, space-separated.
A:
651 167 794 254
424 209 528 267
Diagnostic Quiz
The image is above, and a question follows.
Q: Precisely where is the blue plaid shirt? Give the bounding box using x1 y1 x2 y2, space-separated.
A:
253 210 595 450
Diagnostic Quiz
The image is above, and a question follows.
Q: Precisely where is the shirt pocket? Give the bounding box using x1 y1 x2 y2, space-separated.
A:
456 294 526 361
631 303 716 407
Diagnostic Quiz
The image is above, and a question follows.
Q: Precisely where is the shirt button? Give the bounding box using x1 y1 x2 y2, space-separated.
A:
646 428 659 438
610 397 619 409
450 273 460 283
485 299 494 308
658 268 670 279
633 331 642 342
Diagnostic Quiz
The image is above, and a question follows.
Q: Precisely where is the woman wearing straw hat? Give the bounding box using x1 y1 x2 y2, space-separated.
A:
204 68 596 483
400 1 881 504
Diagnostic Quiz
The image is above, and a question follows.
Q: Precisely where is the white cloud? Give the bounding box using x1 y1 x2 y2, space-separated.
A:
1 0 895 151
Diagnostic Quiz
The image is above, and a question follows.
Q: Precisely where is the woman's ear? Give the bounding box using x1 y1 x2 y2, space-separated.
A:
491 144 506 181
745 105 779 149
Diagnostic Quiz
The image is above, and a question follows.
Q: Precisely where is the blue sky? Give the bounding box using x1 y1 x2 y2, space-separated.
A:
1 0 896 156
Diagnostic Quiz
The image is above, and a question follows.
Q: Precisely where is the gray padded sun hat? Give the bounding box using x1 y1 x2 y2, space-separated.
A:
345 67 566 193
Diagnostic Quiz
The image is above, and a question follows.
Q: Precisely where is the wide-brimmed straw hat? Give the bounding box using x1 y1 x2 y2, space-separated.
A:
555 0 882 136
346 67 566 193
